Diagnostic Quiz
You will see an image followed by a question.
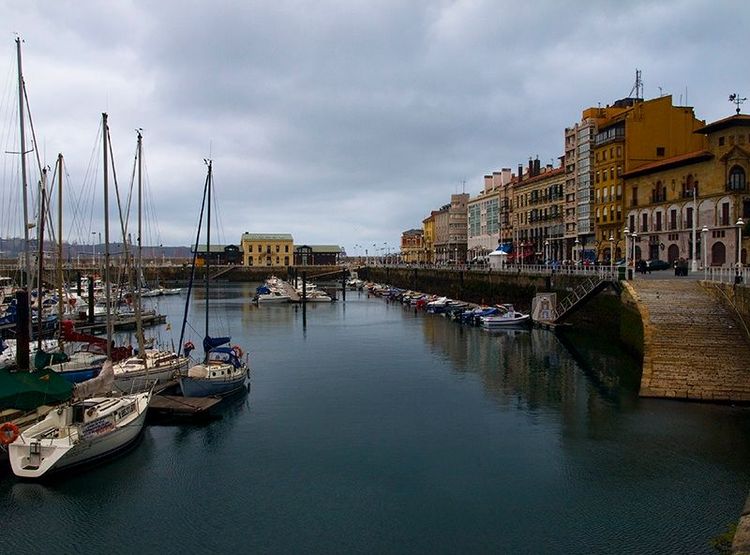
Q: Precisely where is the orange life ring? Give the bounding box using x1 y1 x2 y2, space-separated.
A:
0 422 20 445
232 345 243 358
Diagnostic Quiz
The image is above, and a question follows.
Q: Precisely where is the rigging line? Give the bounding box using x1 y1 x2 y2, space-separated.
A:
22 81 43 179
177 166 210 356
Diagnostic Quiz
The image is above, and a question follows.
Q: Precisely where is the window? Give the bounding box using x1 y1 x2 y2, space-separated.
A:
631 186 638 207
285 245 289 253
656 147 665 156
719 137 725 146
686 207 694 229
642 213 648 232
728 166 746 191
276 245 280 253
655 211 662 231
670 209 677 230
721 202 730 226
630 214 635 231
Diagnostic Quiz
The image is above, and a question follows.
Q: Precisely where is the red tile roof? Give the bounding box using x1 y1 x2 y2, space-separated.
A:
622 150 714 178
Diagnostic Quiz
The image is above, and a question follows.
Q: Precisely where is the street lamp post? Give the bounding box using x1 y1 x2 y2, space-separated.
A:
544 239 549 268
609 234 615 276
91 231 97 265
702 225 708 280
691 186 698 273
623 227 630 271
631 231 638 274
737 218 745 281
574 238 580 268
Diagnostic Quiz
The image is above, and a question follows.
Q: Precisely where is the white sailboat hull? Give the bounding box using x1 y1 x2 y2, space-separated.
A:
8 392 150 479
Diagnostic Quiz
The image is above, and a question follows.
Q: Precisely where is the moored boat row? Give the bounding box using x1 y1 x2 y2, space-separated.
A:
362 282 531 328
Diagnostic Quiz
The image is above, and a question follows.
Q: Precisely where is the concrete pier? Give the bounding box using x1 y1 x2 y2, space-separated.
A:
625 280 750 402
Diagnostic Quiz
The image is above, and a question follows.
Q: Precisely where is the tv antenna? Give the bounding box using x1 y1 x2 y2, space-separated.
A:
729 93 747 115
629 69 643 100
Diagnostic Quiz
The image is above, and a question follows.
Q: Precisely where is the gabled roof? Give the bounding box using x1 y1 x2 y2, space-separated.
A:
694 114 750 135
622 150 714 179
241 233 293 241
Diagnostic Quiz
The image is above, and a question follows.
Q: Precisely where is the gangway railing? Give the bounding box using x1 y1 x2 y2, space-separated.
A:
549 275 608 323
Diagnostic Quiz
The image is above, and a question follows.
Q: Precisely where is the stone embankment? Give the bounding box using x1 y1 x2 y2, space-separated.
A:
625 280 750 402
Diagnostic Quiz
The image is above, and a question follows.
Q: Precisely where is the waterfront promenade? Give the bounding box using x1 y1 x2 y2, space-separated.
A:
626 279 750 402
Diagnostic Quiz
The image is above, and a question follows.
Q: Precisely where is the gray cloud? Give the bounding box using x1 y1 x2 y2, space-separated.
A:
0 0 745 255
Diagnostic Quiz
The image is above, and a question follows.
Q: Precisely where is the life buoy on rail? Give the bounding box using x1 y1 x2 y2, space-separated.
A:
0 422 20 445
232 345 243 358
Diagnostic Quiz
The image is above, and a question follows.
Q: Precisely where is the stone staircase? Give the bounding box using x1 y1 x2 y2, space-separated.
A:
627 280 750 402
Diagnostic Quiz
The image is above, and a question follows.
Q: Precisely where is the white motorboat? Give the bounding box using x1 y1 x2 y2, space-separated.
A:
304 290 332 302
7 361 151 478
256 291 291 303
480 304 531 327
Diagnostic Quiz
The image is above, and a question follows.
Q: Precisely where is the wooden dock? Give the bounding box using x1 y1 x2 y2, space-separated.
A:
147 379 221 418
148 395 221 417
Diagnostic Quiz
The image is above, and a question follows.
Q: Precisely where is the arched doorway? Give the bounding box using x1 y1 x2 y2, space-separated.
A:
667 244 679 263
711 242 726 266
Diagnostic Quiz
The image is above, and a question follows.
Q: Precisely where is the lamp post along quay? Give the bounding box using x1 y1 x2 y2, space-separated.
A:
702 225 708 280
691 186 698 273
738 218 745 282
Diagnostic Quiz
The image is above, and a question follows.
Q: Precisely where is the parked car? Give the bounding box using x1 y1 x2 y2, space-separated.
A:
646 259 671 271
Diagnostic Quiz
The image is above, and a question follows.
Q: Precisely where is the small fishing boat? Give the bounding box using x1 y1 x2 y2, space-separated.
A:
480 304 530 328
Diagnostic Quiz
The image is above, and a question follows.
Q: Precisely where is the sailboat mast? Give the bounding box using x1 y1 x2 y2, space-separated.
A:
56 154 64 344
103 113 112 359
16 38 32 333
35 167 47 349
134 130 145 357
205 160 212 346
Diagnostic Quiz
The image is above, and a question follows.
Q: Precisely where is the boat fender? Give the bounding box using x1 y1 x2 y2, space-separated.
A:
0 422 20 445
232 345 243 358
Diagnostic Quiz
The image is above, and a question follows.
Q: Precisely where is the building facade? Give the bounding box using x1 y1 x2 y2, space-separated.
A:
514 160 566 264
422 213 436 264
433 193 469 264
294 245 342 266
400 229 424 263
591 95 707 261
241 233 294 266
623 113 750 268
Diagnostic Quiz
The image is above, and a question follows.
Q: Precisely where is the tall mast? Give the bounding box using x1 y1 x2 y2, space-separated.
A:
35 167 47 349
205 160 212 350
134 130 145 358
16 38 32 334
103 113 112 359
56 154 64 344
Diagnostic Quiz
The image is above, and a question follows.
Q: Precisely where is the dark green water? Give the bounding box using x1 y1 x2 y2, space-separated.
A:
2 284 749 554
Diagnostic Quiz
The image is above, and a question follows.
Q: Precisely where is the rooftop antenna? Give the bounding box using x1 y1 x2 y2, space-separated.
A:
461 179 465 194
629 69 643 100
729 93 747 115
658 86 663 97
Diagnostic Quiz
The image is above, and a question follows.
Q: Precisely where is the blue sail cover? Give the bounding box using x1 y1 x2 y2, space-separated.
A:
203 335 231 352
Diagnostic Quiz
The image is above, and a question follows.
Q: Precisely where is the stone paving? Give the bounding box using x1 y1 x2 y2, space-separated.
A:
626 279 750 402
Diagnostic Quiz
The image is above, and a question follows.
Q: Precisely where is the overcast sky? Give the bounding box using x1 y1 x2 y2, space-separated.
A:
0 1 745 255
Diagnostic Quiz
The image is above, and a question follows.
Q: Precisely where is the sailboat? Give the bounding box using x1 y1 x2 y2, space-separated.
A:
7 113 151 478
112 129 188 392
179 160 248 397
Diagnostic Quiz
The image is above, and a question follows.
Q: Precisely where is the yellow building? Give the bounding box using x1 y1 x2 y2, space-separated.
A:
422 213 435 264
591 95 706 261
623 113 750 268
241 233 294 266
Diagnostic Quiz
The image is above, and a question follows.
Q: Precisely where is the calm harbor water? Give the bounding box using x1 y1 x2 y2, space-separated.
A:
2 283 750 554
